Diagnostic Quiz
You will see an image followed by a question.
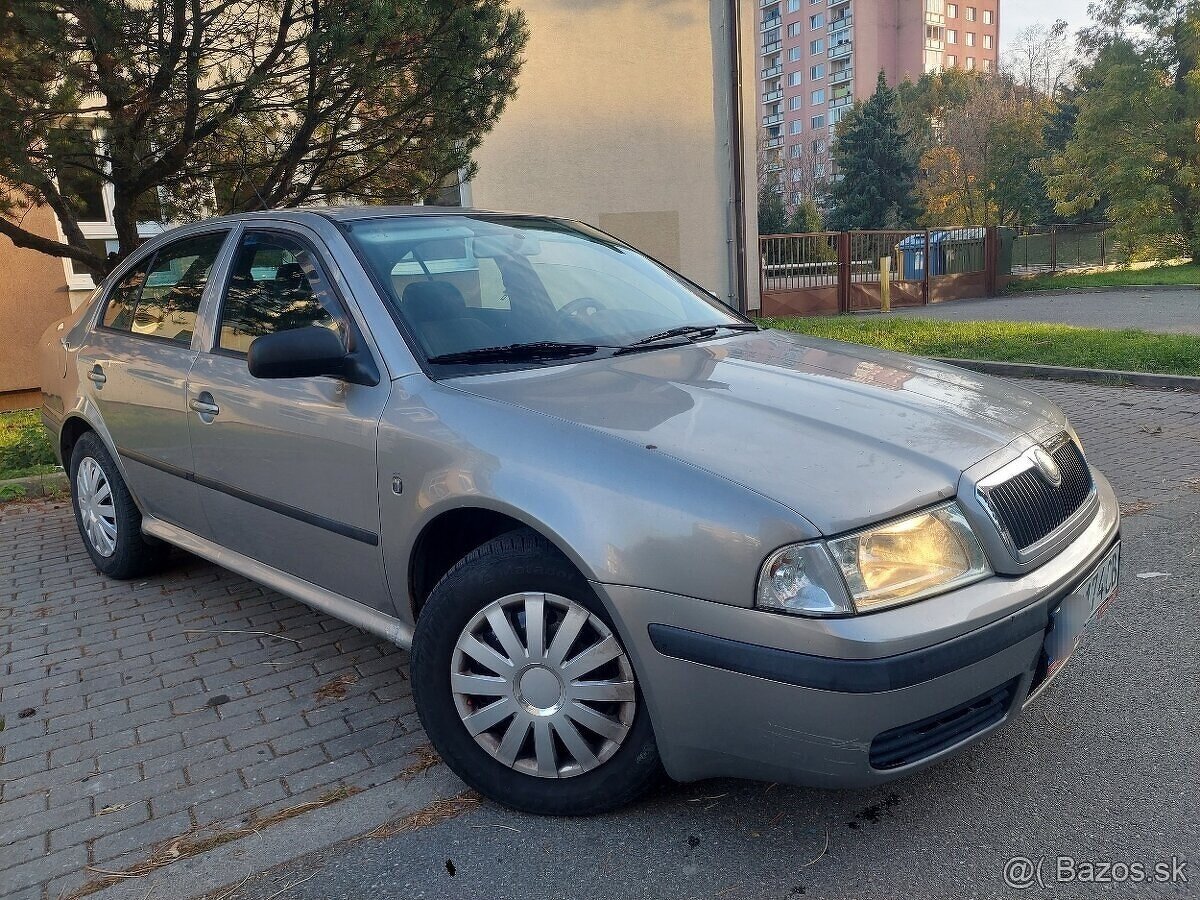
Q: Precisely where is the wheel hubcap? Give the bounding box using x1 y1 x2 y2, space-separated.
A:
75 457 117 558
451 592 637 778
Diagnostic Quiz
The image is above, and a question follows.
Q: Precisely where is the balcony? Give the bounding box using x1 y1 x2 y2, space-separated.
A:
829 41 852 60
763 136 783 149
828 13 852 30
762 88 784 103
762 40 782 54
828 0 850 7
761 64 783 79
762 113 784 127
761 14 782 31
761 0 779 7
829 65 853 84
829 93 854 109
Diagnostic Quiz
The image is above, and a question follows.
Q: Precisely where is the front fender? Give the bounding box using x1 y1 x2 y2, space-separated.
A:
378 377 818 622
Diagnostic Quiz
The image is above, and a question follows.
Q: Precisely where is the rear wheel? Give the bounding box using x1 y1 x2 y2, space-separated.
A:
69 433 168 579
411 529 661 815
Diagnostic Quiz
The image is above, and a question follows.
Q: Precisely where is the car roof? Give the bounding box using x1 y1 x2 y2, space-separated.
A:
194 206 548 227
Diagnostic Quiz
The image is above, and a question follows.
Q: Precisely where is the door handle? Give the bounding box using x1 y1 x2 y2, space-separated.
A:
87 365 106 386
189 393 220 418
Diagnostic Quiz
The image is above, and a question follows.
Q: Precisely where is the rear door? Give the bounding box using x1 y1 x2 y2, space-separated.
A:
185 226 393 611
77 229 231 533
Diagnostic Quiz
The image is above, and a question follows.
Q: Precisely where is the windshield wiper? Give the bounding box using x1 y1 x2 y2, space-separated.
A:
619 322 759 352
427 341 606 365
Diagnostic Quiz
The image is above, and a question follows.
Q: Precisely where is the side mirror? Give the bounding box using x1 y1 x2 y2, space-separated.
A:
247 326 379 385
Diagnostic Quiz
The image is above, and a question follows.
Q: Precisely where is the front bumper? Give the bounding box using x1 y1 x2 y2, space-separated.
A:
594 470 1120 788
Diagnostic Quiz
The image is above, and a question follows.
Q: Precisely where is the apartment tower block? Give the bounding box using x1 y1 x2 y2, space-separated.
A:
760 0 1000 204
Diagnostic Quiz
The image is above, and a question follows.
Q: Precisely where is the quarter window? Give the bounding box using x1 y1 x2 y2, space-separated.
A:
217 233 347 355
102 231 228 345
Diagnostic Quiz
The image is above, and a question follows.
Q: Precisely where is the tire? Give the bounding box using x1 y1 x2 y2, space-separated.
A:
411 528 661 815
69 432 169 579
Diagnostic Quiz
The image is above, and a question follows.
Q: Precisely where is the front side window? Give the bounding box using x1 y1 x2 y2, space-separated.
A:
810 38 824 54
346 216 747 369
216 232 347 355
102 231 228 344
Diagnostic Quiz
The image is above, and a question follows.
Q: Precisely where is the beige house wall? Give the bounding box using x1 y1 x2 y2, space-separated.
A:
0 205 72 405
467 0 761 312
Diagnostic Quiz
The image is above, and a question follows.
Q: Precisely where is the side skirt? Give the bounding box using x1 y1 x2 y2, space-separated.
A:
141 515 414 649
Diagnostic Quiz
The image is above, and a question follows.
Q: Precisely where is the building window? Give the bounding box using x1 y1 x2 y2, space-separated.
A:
983 9 993 23
946 2 958 15
926 25 944 42
965 32 975 46
787 0 800 10
789 119 802 134
811 114 826 129
810 63 825 79
965 6 976 20
982 58 992 72
788 22 802 37
809 38 824 54
809 13 823 29
946 28 957 43
966 56 976 69
946 54 957 66
983 33 993 49
811 89 825 104
51 127 166 290
790 95 803 110
788 70 802 86
789 46 802 61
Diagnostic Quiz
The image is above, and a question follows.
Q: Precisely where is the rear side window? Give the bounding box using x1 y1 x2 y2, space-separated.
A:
216 232 347 355
102 231 228 345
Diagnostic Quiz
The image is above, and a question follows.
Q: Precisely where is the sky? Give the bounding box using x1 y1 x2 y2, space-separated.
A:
1000 0 1095 45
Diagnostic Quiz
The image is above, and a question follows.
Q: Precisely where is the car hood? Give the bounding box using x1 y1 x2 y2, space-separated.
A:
445 330 1064 534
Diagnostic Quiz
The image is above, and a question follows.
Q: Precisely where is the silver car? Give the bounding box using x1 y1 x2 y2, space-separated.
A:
39 208 1121 815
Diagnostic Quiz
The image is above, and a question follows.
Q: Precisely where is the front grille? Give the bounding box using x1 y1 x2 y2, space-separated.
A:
869 679 1018 770
983 437 1093 551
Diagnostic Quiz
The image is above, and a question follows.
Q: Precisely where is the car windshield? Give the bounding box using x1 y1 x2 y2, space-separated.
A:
344 215 750 368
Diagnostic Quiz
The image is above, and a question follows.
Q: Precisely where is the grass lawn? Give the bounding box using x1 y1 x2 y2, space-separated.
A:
1007 262 1200 293
0 409 58 481
762 316 1200 377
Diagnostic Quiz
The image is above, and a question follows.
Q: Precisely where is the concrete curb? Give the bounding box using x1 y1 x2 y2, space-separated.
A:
935 357 1200 392
1004 283 1200 297
0 469 67 500
91 768 467 900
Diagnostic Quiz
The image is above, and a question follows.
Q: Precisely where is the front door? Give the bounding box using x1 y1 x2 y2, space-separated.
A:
185 227 392 611
78 229 231 534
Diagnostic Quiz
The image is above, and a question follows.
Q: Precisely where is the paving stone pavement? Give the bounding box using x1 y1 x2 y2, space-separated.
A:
0 505 423 900
1 379 1197 900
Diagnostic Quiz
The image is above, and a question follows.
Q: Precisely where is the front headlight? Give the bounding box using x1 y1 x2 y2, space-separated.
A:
756 542 855 616
756 502 993 617
827 502 991 613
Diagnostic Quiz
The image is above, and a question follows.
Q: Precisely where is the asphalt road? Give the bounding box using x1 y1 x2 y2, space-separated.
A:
886 288 1200 335
227 382 1200 900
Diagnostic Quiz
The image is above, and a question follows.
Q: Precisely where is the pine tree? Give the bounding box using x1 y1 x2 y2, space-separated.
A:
757 174 789 235
828 72 919 230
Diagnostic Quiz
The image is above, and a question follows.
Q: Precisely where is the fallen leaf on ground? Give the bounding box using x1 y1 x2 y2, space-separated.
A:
314 673 358 701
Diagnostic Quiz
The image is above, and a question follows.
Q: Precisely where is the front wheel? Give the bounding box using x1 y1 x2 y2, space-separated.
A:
410 529 661 815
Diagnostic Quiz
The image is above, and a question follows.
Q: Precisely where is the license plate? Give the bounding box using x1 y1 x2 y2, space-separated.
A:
1045 542 1120 675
